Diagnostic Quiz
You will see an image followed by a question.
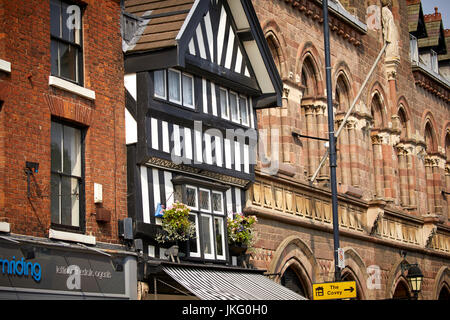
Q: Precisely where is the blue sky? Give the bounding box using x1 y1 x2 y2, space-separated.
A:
421 0 450 29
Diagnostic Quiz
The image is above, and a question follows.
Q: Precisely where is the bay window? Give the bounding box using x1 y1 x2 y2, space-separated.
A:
178 184 227 261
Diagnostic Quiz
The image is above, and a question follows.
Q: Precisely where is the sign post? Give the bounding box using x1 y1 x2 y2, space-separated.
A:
313 281 357 300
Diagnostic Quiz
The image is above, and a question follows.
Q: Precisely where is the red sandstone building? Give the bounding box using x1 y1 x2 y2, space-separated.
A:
247 0 449 299
0 0 449 301
0 0 136 299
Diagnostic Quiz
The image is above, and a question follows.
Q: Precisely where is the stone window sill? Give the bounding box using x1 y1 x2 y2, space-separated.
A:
49 228 96 246
0 222 11 233
0 59 11 73
49 76 96 101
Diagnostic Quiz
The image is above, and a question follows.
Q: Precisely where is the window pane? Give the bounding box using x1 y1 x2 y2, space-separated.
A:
62 2 78 43
51 40 59 76
154 70 166 98
182 74 194 107
239 96 248 125
60 176 80 227
201 215 212 255
59 43 78 82
215 217 224 258
212 192 223 214
168 70 181 103
50 0 61 38
199 189 210 212
220 89 228 118
51 173 61 224
230 92 239 122
51 121 62 172
189 214 199 255
63 125 81 177
186 186 197 208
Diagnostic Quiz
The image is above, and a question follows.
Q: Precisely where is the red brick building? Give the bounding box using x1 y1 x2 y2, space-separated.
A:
0 0 136 299
247 0 450 300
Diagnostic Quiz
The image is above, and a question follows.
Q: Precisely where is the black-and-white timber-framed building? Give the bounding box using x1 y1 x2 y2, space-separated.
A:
122 0 304 300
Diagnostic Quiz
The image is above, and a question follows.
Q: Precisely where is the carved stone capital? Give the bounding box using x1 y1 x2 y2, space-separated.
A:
424 156 434 167
282 86 290 100
395 145 407 156
371 134 383 145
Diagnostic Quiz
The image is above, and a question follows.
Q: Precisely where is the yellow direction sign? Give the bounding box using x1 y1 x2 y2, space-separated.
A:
312 281 357 300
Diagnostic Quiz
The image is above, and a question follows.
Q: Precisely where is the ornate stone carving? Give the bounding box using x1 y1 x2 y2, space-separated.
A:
145 157 249 187
381 0 400 63
371 134 383 145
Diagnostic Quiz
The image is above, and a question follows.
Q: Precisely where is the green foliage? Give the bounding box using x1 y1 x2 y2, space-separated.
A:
227 213 257 246
156 202 196 243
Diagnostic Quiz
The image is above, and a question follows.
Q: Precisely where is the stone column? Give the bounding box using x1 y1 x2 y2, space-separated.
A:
396 145 409 207
280 86 291 164
406 148 416 208
446 164 450 220
305 105 317 178
431 157 443 216
424 157 435 214
371 134 384 198
348 119 360 187
340 122 351 186
316 104 328 181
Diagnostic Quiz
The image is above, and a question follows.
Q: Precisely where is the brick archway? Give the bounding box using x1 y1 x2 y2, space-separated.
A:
433 266 450 300
268 235 321 299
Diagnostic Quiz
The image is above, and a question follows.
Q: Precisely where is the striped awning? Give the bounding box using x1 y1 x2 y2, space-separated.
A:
162 265 306 300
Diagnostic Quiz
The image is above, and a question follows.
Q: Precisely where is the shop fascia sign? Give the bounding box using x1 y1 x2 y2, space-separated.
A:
0 256 42 282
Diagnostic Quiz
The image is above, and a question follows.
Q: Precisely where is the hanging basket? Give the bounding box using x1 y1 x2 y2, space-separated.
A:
228 242 248 256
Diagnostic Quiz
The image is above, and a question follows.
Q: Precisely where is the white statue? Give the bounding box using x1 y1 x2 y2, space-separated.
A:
381 0 400 61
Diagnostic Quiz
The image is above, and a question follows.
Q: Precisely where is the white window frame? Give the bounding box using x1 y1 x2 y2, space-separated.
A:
182 72 195 109
189 213 202 258
409 34 419 64
153 70 167 99
219 87 230 120
239 94 249 126
199 188 211 212
189 213 201 258
185 185 198 210
201 213 215 260
430 49 438 73
212 191 224 215
229 91 240 123
214 217 226 260
168 68 182 105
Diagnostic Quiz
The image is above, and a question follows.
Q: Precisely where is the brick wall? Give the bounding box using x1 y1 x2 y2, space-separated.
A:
250 0 450 299
0 0 126 244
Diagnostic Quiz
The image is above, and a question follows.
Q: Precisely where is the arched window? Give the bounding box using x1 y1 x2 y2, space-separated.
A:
392 279 411 300
280 266 308 299
438 284 450 300
371 93 384 128
424 122 435 153
266 34 282 74
335 74 350 112
341 270 362 300
398 107 408 140
301 56 317 97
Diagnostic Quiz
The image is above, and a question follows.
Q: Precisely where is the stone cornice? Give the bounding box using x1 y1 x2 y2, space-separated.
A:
279 0 365 47
412 64 450 102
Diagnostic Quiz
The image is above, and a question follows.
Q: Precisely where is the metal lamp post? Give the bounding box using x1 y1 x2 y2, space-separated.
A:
321 0 341 282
